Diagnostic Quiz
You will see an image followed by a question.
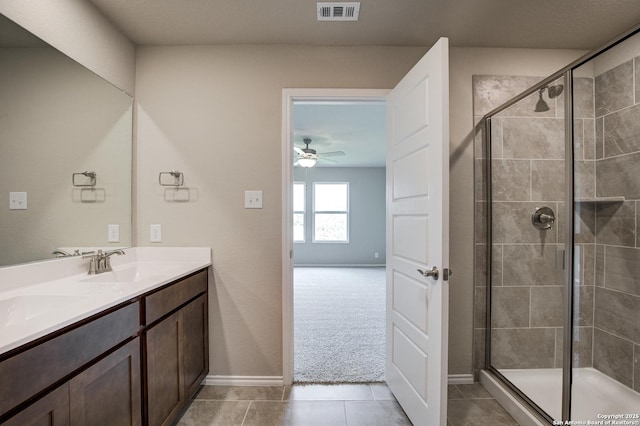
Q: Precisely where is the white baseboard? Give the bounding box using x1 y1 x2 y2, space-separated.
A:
448 374 474 385
204 375 284 386
293 264 386 268
204 374 472 387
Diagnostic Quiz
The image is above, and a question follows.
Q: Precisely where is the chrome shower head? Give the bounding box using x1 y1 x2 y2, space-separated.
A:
534 84 563 112
535 88 550 112
547 84 564 99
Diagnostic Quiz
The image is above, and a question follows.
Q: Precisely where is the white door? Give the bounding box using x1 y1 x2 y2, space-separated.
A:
385 37 450 426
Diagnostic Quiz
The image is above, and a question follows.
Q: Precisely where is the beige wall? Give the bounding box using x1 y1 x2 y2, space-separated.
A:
0 0 135 94
136 44 586 378
134 45 428 377
0 1 590 377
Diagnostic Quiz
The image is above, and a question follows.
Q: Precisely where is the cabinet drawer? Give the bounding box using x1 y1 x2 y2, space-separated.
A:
145 269 207 325
0 302 139 417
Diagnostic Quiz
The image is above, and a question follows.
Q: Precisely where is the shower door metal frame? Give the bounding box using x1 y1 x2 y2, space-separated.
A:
561 70 575 422
481 20 640 425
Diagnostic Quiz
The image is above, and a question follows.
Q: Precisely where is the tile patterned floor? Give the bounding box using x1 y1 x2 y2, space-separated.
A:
176 383 519 425
447 384 519 426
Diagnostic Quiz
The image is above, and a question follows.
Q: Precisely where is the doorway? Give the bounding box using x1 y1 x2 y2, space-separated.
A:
282 39 451 425
281 89 389 385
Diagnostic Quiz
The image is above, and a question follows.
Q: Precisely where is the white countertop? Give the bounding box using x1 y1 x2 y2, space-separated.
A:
0 247 211 355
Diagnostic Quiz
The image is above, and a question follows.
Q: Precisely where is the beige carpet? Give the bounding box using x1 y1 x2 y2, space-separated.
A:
293 267 386 383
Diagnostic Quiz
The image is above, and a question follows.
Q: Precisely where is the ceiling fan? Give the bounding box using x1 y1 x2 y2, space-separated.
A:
294 138 345 168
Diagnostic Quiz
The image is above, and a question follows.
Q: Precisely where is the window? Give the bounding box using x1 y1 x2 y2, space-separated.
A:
313 183 349 242
293 183 305 242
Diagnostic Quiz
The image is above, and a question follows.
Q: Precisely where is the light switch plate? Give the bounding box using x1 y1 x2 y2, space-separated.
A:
150 224 162 242
108 224 120 243
244 190 263 209
9 192 27 210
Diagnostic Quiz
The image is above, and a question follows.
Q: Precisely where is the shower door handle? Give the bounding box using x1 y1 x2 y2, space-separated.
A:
417 266 439 280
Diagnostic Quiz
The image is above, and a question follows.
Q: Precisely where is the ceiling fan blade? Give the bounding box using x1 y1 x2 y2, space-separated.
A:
318 157 338 163
294 146 305 155
320 150 345 157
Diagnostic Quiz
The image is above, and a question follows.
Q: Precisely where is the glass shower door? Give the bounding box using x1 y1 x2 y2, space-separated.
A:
488 76 567 422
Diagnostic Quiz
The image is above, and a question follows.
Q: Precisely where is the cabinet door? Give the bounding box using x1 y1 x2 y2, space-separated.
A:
146 311 184 426
182 294 209 399
3 384 70 426
69 339 141 426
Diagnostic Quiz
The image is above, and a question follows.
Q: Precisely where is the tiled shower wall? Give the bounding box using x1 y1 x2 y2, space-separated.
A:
473 63 640 393
473 75 546 378
590 58 640 392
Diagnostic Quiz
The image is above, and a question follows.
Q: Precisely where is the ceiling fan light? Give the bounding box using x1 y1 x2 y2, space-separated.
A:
298 158 317 168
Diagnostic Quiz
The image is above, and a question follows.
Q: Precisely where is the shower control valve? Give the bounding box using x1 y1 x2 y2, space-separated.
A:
531 206 556 230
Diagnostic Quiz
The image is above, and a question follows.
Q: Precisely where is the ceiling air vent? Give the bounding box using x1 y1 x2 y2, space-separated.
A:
317 2 360 21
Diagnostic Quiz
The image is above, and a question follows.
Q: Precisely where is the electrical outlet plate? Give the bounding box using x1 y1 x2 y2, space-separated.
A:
150 224 162 242
9 192 27 210
244 190 263 209
108 224 120 243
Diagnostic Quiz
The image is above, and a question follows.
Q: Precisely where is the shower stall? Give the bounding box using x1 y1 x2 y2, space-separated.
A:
475 24 640 424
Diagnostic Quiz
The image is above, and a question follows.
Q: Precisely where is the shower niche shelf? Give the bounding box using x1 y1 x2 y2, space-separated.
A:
575 196 625 204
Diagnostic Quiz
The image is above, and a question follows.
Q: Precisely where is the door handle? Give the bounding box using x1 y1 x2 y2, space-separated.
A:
417 266 439 280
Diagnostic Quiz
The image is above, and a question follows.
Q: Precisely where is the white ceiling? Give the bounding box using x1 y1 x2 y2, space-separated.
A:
293 102 386 168
80 1 640 168
89 0 640 49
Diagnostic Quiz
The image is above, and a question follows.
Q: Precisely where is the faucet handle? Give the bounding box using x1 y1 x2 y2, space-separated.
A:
84 255 98 275
82 251 100 275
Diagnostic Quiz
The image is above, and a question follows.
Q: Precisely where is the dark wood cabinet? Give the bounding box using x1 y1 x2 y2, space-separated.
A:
1 301 140 425
3 338 142 426
1 268 208 426
69 338 141 426
146 311 183 426
0 302 139 417
182 294 208 399
2 384 70 426
144 270 208 426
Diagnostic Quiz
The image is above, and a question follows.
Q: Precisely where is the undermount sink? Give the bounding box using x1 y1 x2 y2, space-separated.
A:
0 295 87 327
80 263 184 283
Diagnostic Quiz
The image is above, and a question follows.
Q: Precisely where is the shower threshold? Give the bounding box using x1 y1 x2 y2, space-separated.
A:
482 368 640 425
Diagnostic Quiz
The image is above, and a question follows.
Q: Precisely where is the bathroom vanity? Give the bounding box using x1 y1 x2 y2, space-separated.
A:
0 248 211 426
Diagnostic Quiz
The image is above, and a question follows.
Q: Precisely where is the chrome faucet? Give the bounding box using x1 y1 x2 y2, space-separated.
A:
52 249 72 258
83 249 125 274
52 249 83 258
